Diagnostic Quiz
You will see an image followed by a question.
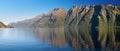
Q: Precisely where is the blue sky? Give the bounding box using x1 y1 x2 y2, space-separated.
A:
0 0 120 24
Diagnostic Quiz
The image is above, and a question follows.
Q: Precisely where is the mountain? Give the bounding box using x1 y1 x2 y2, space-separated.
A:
0 21 13 28
9 5 120 28
10 8 67 27
65 5 120 28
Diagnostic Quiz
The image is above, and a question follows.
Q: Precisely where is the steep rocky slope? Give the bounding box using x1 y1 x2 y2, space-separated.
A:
32 8 67 27
10 8 67 27
65 5 120 28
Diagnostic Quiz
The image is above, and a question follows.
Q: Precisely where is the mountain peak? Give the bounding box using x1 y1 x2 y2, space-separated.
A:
52 8 65 11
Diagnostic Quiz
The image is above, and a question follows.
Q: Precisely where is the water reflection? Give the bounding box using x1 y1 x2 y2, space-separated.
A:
35 27 120 51
0 28 119 51
65 27 94 50
36 28 66 47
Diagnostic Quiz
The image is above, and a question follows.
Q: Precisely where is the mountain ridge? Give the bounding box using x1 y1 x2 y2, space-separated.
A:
9 4 120 28
10 8 67 27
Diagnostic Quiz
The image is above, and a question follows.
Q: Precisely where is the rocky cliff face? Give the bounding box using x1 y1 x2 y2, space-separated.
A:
0 21 13 28
65 5 120 28
10 8 67 27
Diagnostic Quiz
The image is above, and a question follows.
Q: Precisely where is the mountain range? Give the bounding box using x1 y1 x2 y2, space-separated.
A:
9 4 120 28
10 8 67 28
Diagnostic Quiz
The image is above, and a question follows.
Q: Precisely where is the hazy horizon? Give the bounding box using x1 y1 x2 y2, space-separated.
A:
0 0 120 25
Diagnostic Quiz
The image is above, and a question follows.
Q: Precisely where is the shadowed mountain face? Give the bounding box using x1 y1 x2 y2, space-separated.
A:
10 8 67 28
0 21 13 28
65 5 120 30
65 5 120 27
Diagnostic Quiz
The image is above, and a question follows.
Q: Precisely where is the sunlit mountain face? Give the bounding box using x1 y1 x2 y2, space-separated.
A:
9 8 67 28
0 0 120 51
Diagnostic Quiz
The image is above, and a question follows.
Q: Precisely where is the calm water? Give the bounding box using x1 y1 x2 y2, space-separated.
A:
0 28 119 51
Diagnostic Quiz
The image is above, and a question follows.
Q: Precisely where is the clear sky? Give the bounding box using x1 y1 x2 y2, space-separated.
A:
0 0 120 25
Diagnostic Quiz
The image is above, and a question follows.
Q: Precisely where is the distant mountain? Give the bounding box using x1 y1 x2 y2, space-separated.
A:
0 21 13 28
9 5 120 28
10 8 67 27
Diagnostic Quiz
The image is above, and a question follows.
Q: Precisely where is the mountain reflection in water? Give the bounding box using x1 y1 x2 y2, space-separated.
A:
0 27 119 51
